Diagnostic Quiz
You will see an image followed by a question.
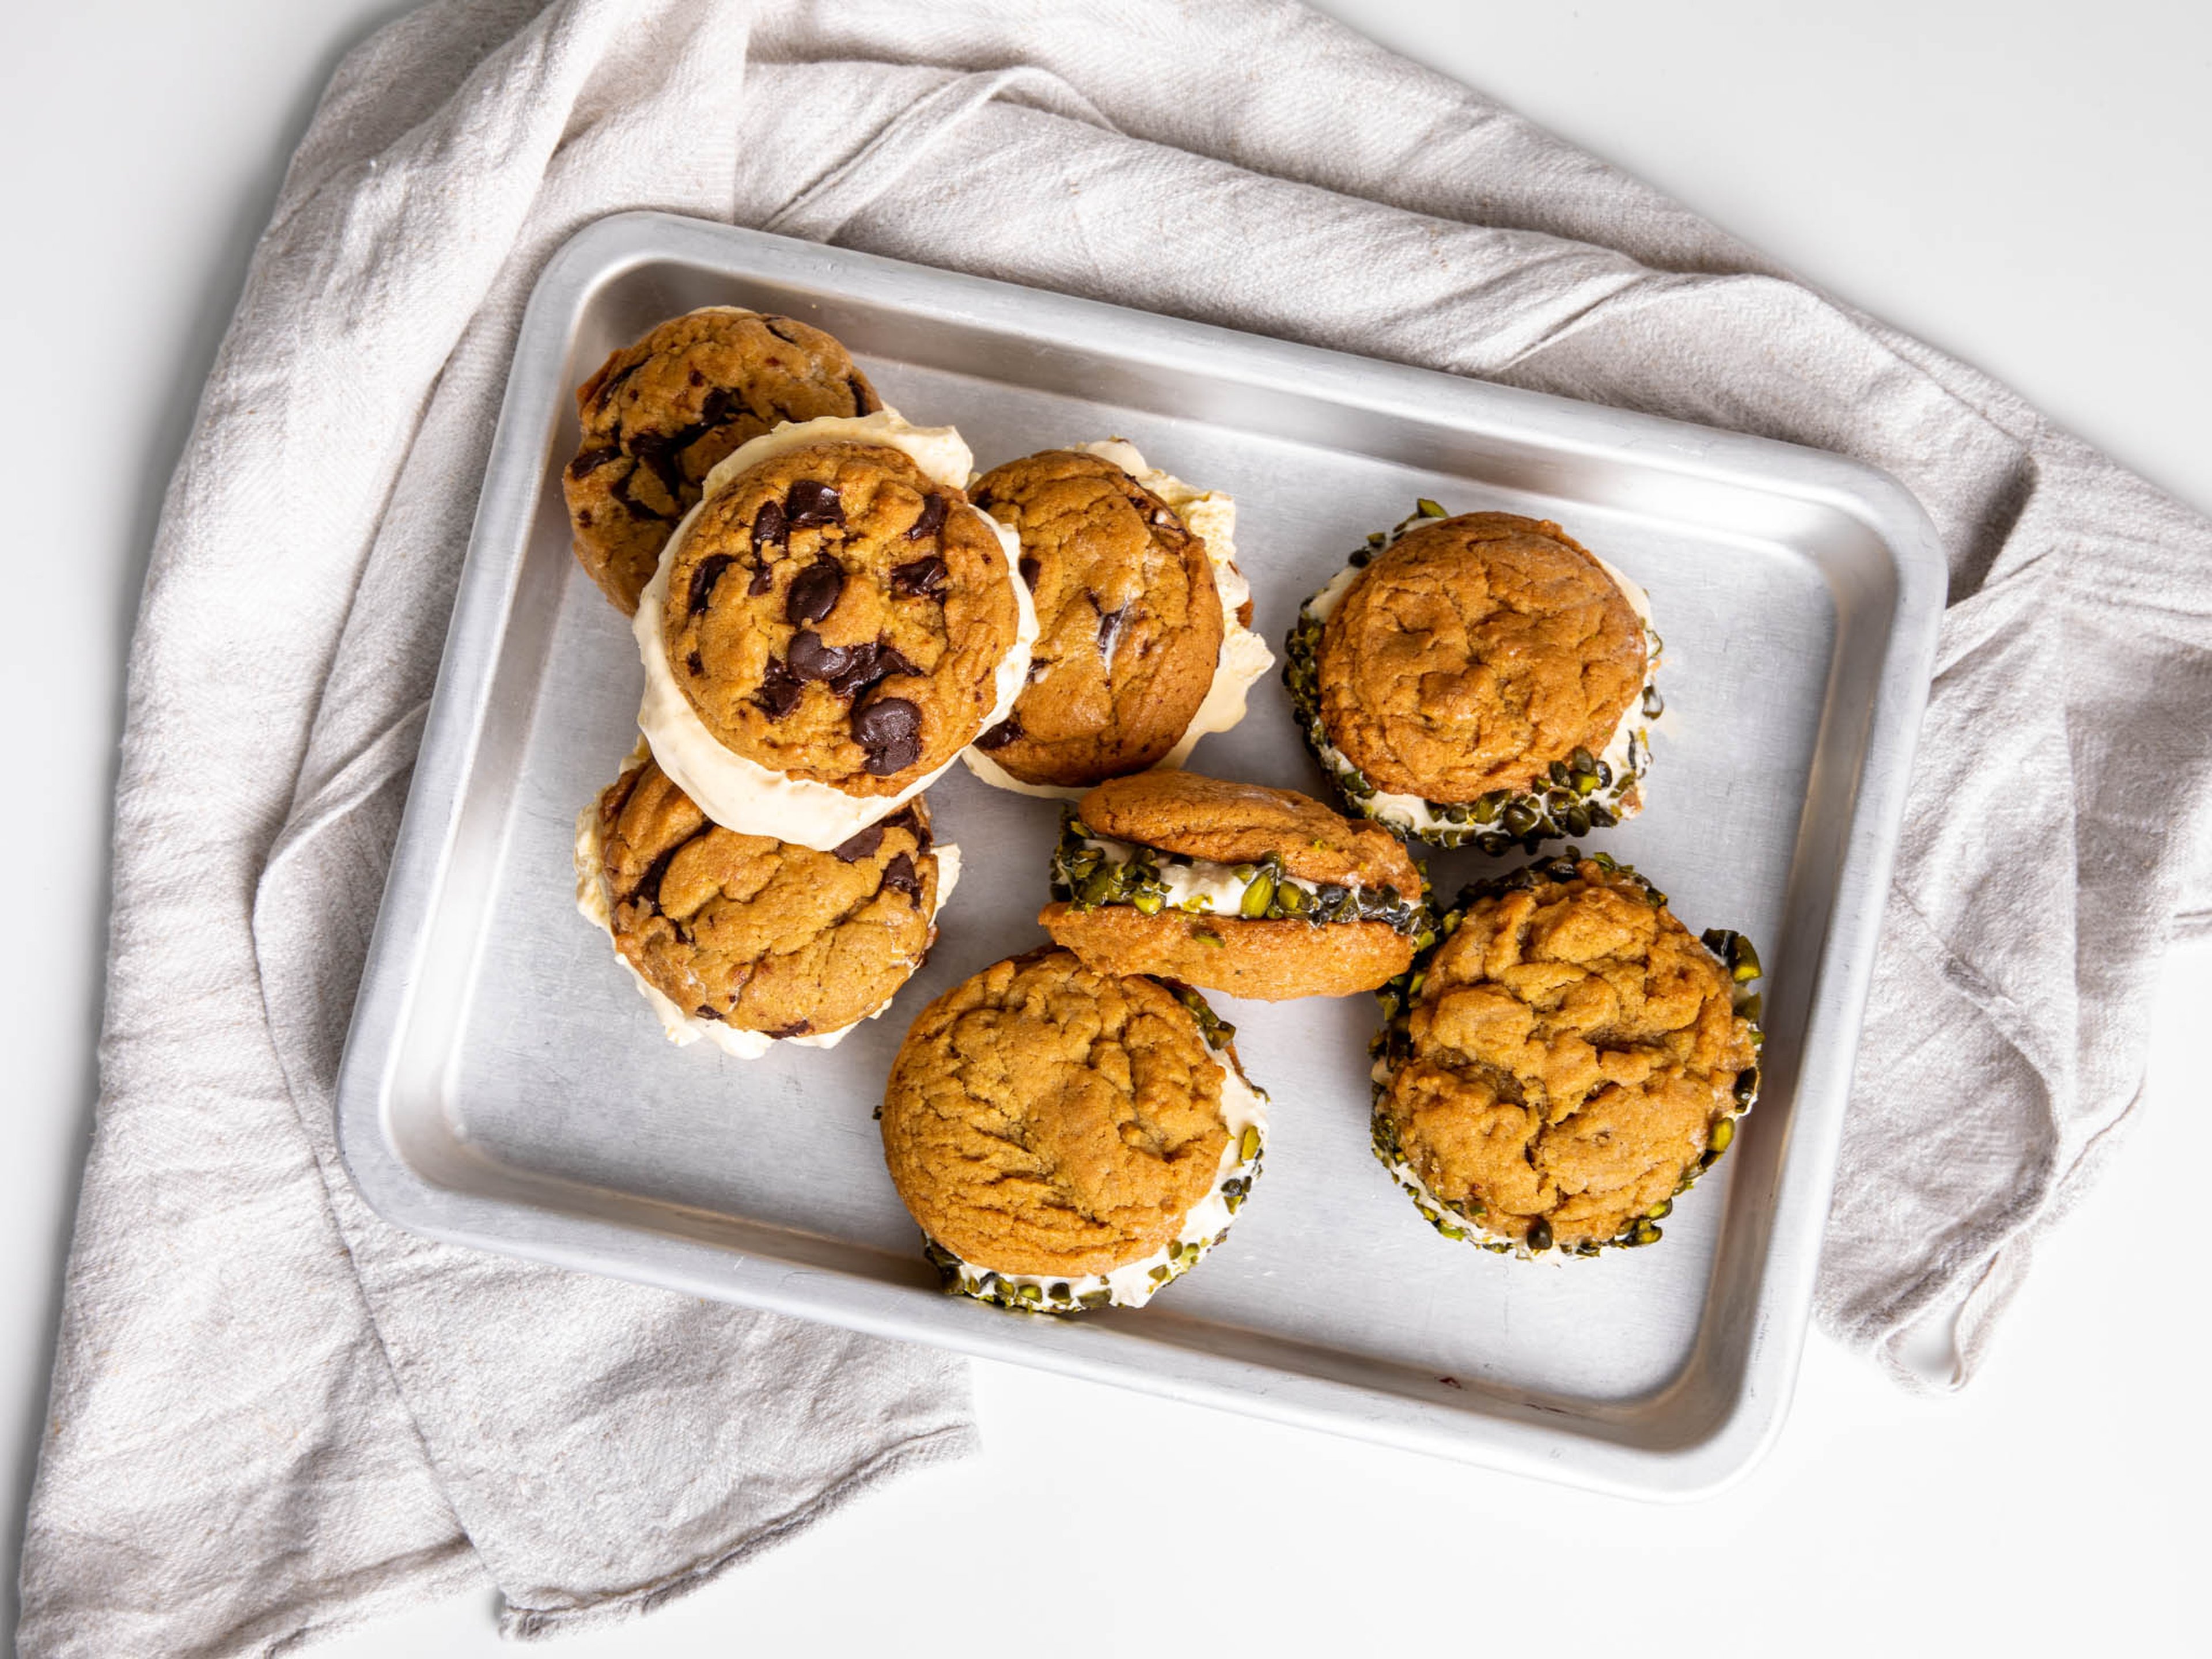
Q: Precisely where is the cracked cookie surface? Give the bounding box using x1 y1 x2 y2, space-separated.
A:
880 949 1230 1277
969 450 1223 787
1318 513 1646 803
1378 859 1755 1249
594 755 940 1037
662 440 1021 796
563 309 879 613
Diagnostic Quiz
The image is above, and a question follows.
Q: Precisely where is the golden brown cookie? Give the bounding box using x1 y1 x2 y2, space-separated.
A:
1370 854 1762 1256
579 753 946 1048
1286 506 1658 849
966 450 1224 787
880 949 1267 1313
1039 772 1427 1002
563 309 880 613
659 439 1022 797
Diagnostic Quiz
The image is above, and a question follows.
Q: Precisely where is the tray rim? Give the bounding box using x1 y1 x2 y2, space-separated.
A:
334 210 1946 1499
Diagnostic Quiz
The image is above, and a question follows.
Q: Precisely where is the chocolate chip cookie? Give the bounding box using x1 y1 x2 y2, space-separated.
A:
575 751 950 1054
1370 853 1762 1256
1040 771 1427 1001
965 449 1225 787
1286 505 1660 849
880 948 1267 1313
648 430 1028 827
563 308 880 613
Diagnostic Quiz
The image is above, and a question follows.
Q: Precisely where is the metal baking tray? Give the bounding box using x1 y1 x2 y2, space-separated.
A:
336 212 1944 1497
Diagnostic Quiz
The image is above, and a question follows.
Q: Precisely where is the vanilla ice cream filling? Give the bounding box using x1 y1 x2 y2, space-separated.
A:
931 1040 1269 1312
573 791 960 1060
634 409 1037 849
1295 517 1661 842
960 439 1274 798
1050 831 1425 934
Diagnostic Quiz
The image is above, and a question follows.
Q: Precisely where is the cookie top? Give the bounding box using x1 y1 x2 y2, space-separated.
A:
968 449 1225 787
658 438 1024 797
593 755 941 1039
1377 858 1756 1251
1316 514 1646 804
880 950 1233 1278
563 308 879 613
1076 771 1419 893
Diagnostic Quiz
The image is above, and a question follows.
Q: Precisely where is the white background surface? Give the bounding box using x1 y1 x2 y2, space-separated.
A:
3 2 2206 1654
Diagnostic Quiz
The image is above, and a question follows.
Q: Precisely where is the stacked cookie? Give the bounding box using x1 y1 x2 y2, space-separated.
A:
561 305 1764 1315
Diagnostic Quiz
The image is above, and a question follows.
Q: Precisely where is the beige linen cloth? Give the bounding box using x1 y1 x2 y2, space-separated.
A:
20 0 2212 1653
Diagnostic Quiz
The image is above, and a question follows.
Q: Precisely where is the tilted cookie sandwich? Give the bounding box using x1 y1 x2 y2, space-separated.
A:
1285 503 1662 850
962 440 1273 796
634 409 1037 850
1040 771 1429 1001
879 949 1267 1313
1370 852 1762 1257
574 749 956 1058
563 307 881 613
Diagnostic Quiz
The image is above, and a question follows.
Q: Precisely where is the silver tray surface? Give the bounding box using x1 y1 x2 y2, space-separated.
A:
336 213 1943 1498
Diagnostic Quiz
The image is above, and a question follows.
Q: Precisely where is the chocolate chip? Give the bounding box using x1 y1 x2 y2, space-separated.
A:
831 824 885 862
847 373 873 413
764 1019 813 1039
853 698 922 776
752 498 789 552
699 385 743 427
628 844 681 912
748 563 772 596
753 657 802 718
686 650 703 676
1025 658 1050 683
577 509 593 527
567 445 622 479
785 480 843 528
589 357 643 410
1018 555 1040 589
969 488 995 512
906 494 947 541
785 555 845 625
688 368 706 388
875 643 921 682
628 431 687 503
760 317 803 346
611 466 667 522
694 1003 719 1020
883 804 933 854
786 630 859 684
975 713 1022 751
881 851 921 901
889 554 948 599
687 554 736 615
1096 603 1129 660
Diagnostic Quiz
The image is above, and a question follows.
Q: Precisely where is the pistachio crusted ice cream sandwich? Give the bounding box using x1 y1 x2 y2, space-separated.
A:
1040 771 1429 1001
879 949 1267 1313
574 750 957 1058
1370 852 1761 1257
1285 503 1662 850
961 440 1273 797
633 409 1037 850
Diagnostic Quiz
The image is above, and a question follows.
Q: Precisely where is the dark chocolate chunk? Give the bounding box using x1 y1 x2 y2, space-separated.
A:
874 643 922 683
685 650 703 676
905 493 947 542
567 445 622 479
628 431 687 503
853 698 923 777
785 555 846 626
786 630 860 684
752 498 789 552
753 657 803 718
889 554 948 599
760 316 803 346
882 804 933 854
748 562 773 596
687 368 706 388
1018 555 1041 589
698 385 743 428
846 373 873 412
589 357 643 410
687 553 736 615
694 1003 719 1020
610 466 667 522
764 1019 813 1039
628 843 681 913
1096 603 1129 660
881 851 922 901
975 713 1022 752
785 480 843 529
831 824 885 862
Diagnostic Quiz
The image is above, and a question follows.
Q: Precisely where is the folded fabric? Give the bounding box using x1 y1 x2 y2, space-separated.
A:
21 1 2211 1653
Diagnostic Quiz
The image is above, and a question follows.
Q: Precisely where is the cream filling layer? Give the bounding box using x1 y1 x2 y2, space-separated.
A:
1304 543 1659 836
573 794 960 1060
959 439 1273 798
634 410 1038 849
935 1044 1269 1309
1071 835 1384 915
